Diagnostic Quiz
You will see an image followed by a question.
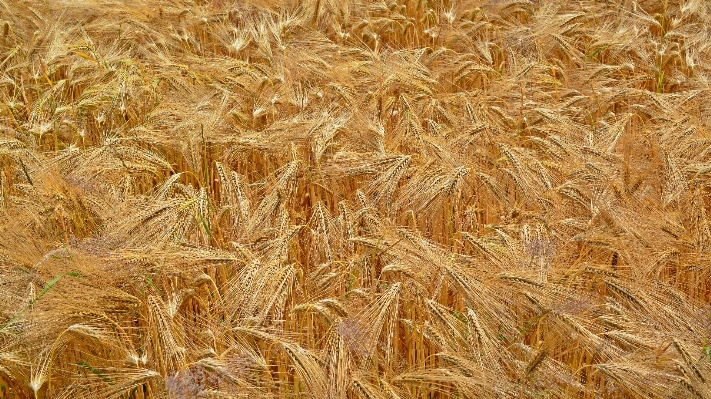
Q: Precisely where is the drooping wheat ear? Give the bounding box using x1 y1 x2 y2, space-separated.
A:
367 154 411 210
86 369 161 399
246 191 281 238
465 308 493 366
351 376 386 399
424 299 468 346
604 279 646 309
282 343 328 398
152 173 183 201
554 313 609 358
603 330 652 350
29 350 51 398
672 338 706 383
343 282 401 359
148 295 186 374
525 347 548 377
232 171 251 224
324 328 350 399
444 262 483 305
0 170 5 210
259 263 296 324
309 201 338 262
676 375 707 399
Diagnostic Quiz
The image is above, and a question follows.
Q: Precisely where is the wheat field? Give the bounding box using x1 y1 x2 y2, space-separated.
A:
0 0 710 397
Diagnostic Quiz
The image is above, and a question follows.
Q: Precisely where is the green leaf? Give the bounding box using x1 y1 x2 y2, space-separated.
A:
0 272 79 332
77 361 115 385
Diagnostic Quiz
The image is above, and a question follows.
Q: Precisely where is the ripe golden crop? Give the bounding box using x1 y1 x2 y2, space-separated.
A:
0 0 710 398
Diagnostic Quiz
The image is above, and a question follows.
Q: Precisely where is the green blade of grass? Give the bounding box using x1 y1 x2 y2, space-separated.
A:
76 361 115 385
0 272 80 332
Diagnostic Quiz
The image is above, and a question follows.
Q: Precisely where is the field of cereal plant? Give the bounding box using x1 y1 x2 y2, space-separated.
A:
0 0 710 397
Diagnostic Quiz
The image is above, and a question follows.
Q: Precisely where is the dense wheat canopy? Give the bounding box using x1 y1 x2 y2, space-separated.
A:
0 0 710 397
